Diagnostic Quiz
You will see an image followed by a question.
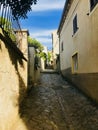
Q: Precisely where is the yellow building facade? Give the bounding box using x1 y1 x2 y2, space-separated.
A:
58 0 98 102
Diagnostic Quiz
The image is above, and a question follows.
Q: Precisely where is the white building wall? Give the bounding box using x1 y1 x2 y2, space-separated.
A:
52 30 59 70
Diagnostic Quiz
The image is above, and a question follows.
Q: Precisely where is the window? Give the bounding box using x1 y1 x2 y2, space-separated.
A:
90 0 98 11
61 42 64 52
72 53 78 73
73 14 78 34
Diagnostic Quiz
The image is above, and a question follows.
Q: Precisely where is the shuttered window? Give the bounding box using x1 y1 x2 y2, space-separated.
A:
73 14 78 34
61 42 64 52
90 0 98 11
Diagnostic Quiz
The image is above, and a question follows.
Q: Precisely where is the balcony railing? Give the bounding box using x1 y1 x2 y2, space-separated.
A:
0 0 22 48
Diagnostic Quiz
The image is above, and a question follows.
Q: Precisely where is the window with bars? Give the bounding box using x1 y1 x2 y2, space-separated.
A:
73 14 78 35
90 0 98 11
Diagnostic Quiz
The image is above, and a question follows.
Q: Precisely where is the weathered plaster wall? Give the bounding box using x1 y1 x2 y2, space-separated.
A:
0 28 28 130
28 46 35 86
28 46 40 87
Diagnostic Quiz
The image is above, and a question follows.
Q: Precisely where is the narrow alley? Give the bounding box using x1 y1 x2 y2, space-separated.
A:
1 1 98 130
19 73 98 130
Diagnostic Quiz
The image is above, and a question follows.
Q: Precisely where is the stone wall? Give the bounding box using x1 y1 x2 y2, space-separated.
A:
0 28 28 130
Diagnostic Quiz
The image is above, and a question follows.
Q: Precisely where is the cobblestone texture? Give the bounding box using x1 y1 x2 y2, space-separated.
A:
19 73 98 130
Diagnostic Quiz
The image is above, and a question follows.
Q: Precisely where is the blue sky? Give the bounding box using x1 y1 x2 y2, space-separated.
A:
20 0 65 50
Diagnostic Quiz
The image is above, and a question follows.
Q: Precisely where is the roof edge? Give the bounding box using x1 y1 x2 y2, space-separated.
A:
57 0 72 34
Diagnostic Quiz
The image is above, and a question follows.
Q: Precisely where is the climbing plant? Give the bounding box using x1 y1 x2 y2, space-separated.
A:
0 17 16 42
28 36 44 52
28 36 48 61
47 52 51 63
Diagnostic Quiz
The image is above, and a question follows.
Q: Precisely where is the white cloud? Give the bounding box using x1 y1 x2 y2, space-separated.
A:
30 29 57 49
36 36 52 50
36 37 52 44
27 0 66 49
30 29 54 38
32 0 65 12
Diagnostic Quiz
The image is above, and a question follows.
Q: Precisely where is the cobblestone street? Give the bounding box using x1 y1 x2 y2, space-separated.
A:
19 73 98 130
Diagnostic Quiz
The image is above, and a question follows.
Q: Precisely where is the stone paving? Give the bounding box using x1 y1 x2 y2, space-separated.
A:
19 73 98 130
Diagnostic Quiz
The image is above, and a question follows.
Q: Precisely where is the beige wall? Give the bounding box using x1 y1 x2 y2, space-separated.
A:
60 0 98 73
28 46 40 86
40 58 45 71
52 30 59 56
28 47 35 85
59 0 98 102
15 29 28 58
52 30 59 70
0 28 28 130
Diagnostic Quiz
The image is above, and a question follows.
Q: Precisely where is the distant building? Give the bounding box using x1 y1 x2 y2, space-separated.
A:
43 46 48 54
15 29 29 58
58 0 98 102
40 46 48 71
52 30 59 70
48 50 53 65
